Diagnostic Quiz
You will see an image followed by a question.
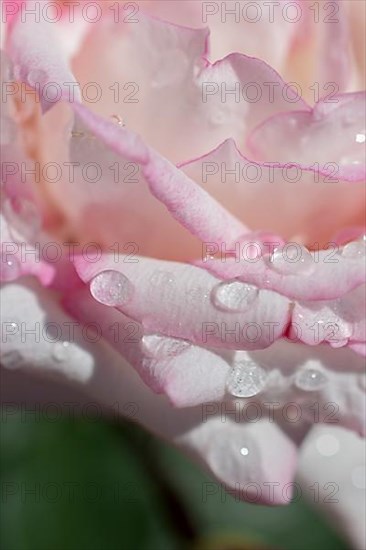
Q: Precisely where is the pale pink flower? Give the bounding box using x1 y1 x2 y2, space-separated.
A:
1 1 365 546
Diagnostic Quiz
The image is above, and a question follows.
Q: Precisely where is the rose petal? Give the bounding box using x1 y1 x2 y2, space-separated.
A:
73 253 291 351
72 12 309 162
298 425 366 550
247 92 366 182
63 287 231 407
6 0 81 111
180 418 298 505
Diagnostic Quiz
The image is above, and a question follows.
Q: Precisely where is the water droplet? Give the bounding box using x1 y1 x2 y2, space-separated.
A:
267 244 314 275
52 341 71 362
90 270 134 307
151 49 189 88
212 280 259 313
240 447 249 456
342 237 366 259
141 334 190 359
351 465 366 489
3 198 41 242
356 133 365 144
316 434 340 456
295 368 328 391
111 114 125 127
0 254 20 282
0 116 17 145
226 361 267 397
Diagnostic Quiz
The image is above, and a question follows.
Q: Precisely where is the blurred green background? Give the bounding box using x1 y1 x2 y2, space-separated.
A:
1 412 350 550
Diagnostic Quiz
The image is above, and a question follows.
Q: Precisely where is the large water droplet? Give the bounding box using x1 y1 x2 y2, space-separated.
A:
0 254 20 282
267 244 314 275
151 49 189 88
52 341 71 362
342 236 366 259
295 368 328 391
212 280 259 312
226 361 267 397
141 335 190 359
90 270 134 306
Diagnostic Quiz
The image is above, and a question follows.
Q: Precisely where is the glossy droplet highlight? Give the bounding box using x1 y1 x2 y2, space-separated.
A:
141 335 190 359
295 368 328 391
267 244 314 275
90 270 134 307
212 280 259 312
0 254 20 282
53 341 71 362
240 447 249 456
226 361 267 398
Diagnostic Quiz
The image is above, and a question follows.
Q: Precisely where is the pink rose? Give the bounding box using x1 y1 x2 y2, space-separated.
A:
1 1 365 546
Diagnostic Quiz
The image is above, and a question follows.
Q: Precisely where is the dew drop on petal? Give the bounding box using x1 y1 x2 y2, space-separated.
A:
141 334 190 359
267 245 314 275
90 270 134 307
226 361 267 397
316 434 340 456
294 368 328 391
341 236 366 259
52 341 71 362
211 280 259 313
0 254 21 282
240 447 249 456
